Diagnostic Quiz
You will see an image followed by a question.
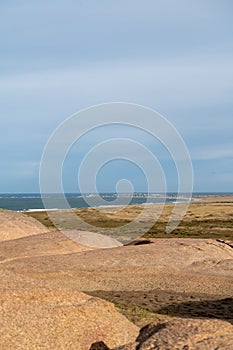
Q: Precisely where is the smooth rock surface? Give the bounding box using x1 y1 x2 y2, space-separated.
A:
63 229 123 248
0 209 50 241
0 286 138 350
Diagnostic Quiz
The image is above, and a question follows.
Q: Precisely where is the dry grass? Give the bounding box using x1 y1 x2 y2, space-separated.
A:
26 199 233 240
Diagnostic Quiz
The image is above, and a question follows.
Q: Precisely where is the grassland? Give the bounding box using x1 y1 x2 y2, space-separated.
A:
26 197 233 241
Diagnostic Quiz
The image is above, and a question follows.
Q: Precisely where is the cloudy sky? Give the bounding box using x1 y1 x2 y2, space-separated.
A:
0 0 233 193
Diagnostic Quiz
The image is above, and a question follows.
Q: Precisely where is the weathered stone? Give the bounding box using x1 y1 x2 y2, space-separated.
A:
111 318 233 350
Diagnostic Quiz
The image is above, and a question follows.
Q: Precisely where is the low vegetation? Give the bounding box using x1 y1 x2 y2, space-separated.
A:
26 201 233 240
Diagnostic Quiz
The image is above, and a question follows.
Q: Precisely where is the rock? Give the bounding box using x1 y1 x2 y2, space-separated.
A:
0 230 92 264
0 287 138 350
90 341 110 350
217 239 233 249
0 209 49 242
110 318 233 350
63 229 123 248
10 238 233 297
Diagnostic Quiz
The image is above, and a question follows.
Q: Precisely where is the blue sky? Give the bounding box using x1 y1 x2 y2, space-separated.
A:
0 0 233 193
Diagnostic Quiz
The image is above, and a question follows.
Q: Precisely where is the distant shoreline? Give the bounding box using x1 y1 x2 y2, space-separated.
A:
0 193 233 212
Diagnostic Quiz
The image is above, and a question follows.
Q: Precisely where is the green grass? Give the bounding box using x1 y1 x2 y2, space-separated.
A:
115 304 167 327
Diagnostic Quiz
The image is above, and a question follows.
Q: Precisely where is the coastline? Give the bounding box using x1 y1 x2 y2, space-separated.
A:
1 192 233 213
23 194 233 242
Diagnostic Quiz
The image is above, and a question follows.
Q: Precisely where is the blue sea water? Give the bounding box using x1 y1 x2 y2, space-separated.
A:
0 193 196 212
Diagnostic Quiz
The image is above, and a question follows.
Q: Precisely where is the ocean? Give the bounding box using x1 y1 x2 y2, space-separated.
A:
0 193 192 212
0 193 230 212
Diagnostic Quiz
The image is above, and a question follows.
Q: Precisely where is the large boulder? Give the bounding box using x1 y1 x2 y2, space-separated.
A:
8 238 232 296
0 230 92 264
94 318 233 350
133 318 233 350
0 209 49 241
0 286 138 350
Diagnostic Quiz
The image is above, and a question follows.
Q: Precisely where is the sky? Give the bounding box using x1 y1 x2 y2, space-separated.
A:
0 0 233 193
